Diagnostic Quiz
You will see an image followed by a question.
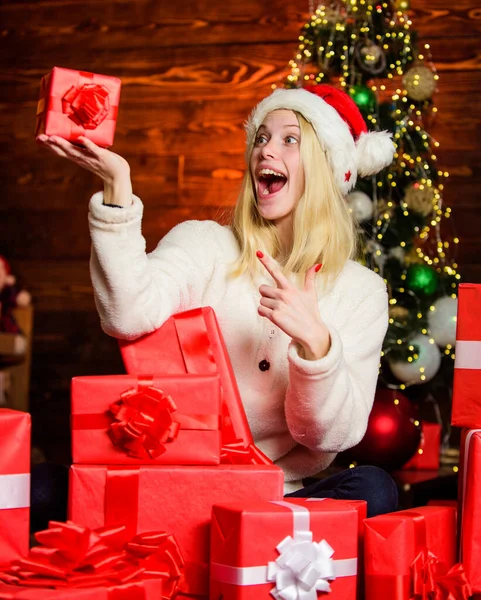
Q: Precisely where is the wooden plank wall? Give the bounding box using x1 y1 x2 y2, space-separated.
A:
0 0 479 459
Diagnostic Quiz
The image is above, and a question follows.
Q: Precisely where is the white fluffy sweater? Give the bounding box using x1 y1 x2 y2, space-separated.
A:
88 192 388 493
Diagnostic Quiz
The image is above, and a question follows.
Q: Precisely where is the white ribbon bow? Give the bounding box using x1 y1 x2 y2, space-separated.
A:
266 528 335 600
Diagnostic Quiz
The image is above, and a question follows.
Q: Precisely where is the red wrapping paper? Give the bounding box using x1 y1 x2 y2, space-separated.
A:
0 580 161 599
364 505 458 599
118 308 259 460
35 67 121 148
0 409 30 566
452 284 481 428
68 463 283 597
71 374 222 465
210 498 362 599
402 422 441 470
458 429 481 594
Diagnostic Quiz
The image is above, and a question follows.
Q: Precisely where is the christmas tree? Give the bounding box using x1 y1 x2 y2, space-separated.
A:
284 1 460 445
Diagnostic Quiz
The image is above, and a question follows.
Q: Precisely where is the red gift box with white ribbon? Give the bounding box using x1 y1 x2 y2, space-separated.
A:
210 498 362 600
0 409 30 566
452 283 481 428
71 374 222 465
35 67 121 148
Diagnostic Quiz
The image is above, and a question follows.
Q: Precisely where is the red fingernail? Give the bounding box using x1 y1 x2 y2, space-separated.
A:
315 263 322 272
256 251 264 258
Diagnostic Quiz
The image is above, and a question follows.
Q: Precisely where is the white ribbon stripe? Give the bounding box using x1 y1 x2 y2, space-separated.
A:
211 500 357 599
0 473 30 509
454 341 481 370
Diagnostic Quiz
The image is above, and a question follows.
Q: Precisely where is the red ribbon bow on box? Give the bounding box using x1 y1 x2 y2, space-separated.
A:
108 383 181 460
410 549 471 600
0 521 184 598
62 83 111 129
221 439 272 465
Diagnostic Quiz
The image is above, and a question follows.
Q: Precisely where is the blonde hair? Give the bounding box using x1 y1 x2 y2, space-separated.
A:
231 112 358 285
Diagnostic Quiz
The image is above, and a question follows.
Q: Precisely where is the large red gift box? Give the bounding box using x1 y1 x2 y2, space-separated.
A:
118 308 260 462
452 283 481 428
210 498 362 600
0 409 30 566
35 67 121 148
71 374 222 465
68 463 283 597
401 422 441 470
364 505 459 599
458 428 481 594
0 581 162 599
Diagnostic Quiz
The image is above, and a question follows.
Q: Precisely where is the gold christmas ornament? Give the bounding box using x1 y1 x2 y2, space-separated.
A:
404 183 435 216
403 64 437 101
404 246 424 266
355 41 387 76
389 305 410 323
376 198 395 219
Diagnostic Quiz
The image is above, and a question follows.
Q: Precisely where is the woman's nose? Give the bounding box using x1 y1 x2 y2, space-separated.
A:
260 139 277 159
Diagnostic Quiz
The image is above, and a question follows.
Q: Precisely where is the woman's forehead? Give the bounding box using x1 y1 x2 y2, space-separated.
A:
259 109 299 129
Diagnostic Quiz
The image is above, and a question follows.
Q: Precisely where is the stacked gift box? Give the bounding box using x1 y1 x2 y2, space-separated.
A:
0 409 30 568
451 283 481 598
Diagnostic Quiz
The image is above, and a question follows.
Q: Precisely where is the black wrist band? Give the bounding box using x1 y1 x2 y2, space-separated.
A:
103 203 124 209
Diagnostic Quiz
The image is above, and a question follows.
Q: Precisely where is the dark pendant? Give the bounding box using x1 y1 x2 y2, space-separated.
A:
258 359 270 372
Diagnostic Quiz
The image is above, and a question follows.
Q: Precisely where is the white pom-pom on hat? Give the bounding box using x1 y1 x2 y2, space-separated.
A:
245 85 395 195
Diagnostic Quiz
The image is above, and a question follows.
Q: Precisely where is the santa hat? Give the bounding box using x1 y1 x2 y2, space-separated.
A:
245 85 395 195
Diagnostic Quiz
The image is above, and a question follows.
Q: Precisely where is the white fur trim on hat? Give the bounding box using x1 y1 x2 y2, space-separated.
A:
245 88 395 195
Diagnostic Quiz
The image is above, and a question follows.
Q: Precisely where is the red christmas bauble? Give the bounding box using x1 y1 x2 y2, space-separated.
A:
339 388 421 471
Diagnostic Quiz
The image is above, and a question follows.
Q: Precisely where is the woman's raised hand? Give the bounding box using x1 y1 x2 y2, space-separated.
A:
36 134 130 185
256 250 331 361
36 134 133 206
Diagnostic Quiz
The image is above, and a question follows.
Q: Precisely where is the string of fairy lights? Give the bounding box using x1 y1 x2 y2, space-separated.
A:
282 0 460 393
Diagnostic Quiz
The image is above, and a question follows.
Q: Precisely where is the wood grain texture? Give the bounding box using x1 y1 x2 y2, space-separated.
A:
0 0 479 433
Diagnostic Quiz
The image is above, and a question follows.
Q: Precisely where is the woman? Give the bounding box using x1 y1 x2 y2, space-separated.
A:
37 84 398 516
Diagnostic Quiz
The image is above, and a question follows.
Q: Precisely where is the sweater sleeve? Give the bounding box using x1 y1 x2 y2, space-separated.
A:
88 191 220 339
283 283 388 453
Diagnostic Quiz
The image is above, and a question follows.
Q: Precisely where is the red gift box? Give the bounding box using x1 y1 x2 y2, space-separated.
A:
401 422 441 470
68 463 283 597
35 67 121 148
210 498 362 600
0 520 168 600
119 307 268 465
0 580 162 599
0 409 30 566
459 428 481 594
452 283 481 428
364 505 462 600
71 374 222 465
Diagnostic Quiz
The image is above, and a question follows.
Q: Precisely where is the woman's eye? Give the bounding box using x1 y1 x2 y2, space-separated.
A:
256 134 268 145
285 135 298 144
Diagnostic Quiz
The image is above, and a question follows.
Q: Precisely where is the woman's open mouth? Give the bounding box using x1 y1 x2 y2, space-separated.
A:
257 168 287 198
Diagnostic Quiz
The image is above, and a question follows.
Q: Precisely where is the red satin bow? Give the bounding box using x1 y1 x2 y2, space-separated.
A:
411 549 472 600
0 521 183 597
109 384 181 459
220 439 272 465
62 83 110 129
